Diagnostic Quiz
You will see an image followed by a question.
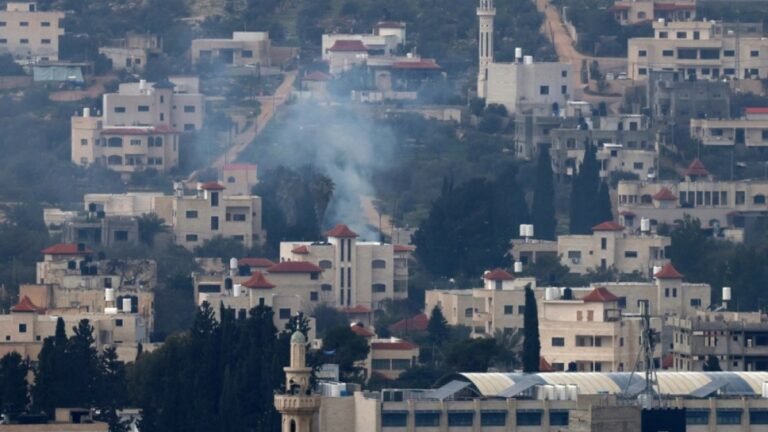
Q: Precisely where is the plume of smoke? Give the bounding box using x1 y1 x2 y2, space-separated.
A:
258 103 394 241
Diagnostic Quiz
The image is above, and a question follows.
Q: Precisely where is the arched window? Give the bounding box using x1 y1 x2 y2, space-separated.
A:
641 194 653 204
319 260 333 269
754 194 766 205
372 259 386 269
290 420 296 432
107 137 123 147
107 155 123 165
464 307 473 318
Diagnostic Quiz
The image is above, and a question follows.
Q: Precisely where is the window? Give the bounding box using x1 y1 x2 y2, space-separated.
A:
211 216 219 230
518 305 525 314
184 105 196 113
148 157 163 165
561 85 567 95
754 194 766 205
185 210 198 219
372 259 386 269
392 359 411 370
638 68 647 76
725 68 736 75
107 155 123 165
5 336 9 341
232 214 247 222
465 308 473 318
618 297 627 308
724 50 735 57
138 105 150 112
115 319 123 327
601 237 607 250
242 50 253 58
539 85 550 95
700 49 720 60
662 50 674 57
114 106 126 113
415 412 440 427
321 284 332 291
561 70 567 77
552 337 565 347
319 260 332 269
516 410 542 426
763 130 768 141
481 412 506 426
185 234 198 242
18 324 26 333
448 412 473 427
665 288 670 298
130 139 141 146
149 136 163 147
550 411 569 426
114 231 128 242
0 22 5 26
20 21 29 27
717 409 741 425
678 48 697 59
751 50 760 57
184 124 195 131
310 292 318 301
41 39 51 44
19 38 28 44
638 50 647 57
42 21 50 27
372 283 386 293
750 410 768 425
624 251 638 258
279 308 291 319
80 138 88 146
659 31 668 39
382 412 407 427
211 192 219 207
737 191 746 205
504 305 514 315
676 31 687 39
0 39 6 44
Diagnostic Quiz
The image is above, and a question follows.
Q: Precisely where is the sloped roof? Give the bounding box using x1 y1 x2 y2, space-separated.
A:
582 287 619 303
389 313 428 332
592 221 625 232
267 261 323 273
655 262 684 279
685 159 710 177
540 357 555 372
350 323 375 337
200 182 225 191
329 40 367 52
291 245 310 255
653 187 677 201
41 243 92 255
372 340 419 350
746 107 768 115
325 224 359 238
239 257 275 268
394 244 415 253
484 268 515 281
11 296 42 313
241 271 275 289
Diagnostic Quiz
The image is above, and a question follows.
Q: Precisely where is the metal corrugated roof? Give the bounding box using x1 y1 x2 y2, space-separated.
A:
427 380 471 400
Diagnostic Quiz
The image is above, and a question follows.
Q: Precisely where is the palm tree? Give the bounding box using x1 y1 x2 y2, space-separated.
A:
492 329 524 371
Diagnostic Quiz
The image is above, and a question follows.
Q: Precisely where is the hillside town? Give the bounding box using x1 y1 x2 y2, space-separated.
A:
0 0 766 431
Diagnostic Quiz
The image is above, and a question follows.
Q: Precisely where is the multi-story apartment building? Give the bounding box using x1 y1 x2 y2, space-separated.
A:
23 243 157 333
369 338 420 381
191 32 271 67
98 32 162 72
71 77 204 175
647 70 731 122
669 311 768 372
512 221 670 276
628 21 768 81
0 2 65 63
485 59 572 116
610 0 696 26
617 158 768 228
691 107 768 147
540 286 662 372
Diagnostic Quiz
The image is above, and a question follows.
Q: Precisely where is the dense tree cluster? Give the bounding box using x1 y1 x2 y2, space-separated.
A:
569 142 613 234
531 148 557 240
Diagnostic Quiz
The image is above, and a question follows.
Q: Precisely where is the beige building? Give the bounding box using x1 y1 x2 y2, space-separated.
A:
221 163 259 196
191 31 271 67
617 158 768 228
628 20 768 81
369 338 420 380
540 286 661 372
485 60 572 116
0 2 65 63
71 77 204 175
690 107 768 147
610 0 695 26
98 32 162 72
321 29 403 61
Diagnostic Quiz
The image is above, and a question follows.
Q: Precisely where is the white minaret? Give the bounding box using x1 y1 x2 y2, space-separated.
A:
477 0 496 99
274 332 321 432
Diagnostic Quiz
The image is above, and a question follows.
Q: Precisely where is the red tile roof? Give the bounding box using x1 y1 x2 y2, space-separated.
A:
392 60 441 70
41 243 93 255
582 287 619 303
654 3 696 11
223 163 257 171
304 71 333 81
329 40 367 52
267 261 323 273
325 224 359 238
619 211 636 217
11 296 42 313
389 313 428 332
746 107 768 115
653 187 677 201
484 268 514 281
239 258 275 268
200 181 225 191
350 324 375 337
592 221 625 231
662 353 674 369
341 305 372 314
685 158 710 177
101 124 180 135
655 262 684 279
371 341 419 350
291 245 310 255
241 271 275 289
540 356 555 372
394 244 415 253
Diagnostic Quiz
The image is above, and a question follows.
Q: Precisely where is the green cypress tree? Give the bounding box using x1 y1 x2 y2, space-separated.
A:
569 141 601 234
427 305 450 347
32 317 68 416
94 346 129 432
0 352 29 417
596 180 613 223
532 147 557 240
522 285 541 373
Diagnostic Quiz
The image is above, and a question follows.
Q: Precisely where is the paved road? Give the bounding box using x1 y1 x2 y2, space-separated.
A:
186 69 297 183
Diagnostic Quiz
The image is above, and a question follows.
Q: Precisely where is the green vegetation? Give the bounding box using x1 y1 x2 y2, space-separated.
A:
532 148 557 240
522 285 540 373
569 141 612 234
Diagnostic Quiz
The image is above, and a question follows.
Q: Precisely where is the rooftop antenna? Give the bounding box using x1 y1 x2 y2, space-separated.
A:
622 300 662 409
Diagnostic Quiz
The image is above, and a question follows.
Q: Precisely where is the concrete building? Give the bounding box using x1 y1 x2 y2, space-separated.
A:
22 243 157 334
610 0 696 26
0 2 65 63
62 214 140 248
647 70 731 122
326 40 369 75
540 286 662 372
191 32 271 67
98 32 162 72
313 371 768 432
369 337 420 381
274 331 321 432
690 107 768 147
617 158 768 228
1 408 109 431
477 0 570 114
668 311 768 372
628 20 768 81
221 163 259 196
321 24 405 61
71 77 204 175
